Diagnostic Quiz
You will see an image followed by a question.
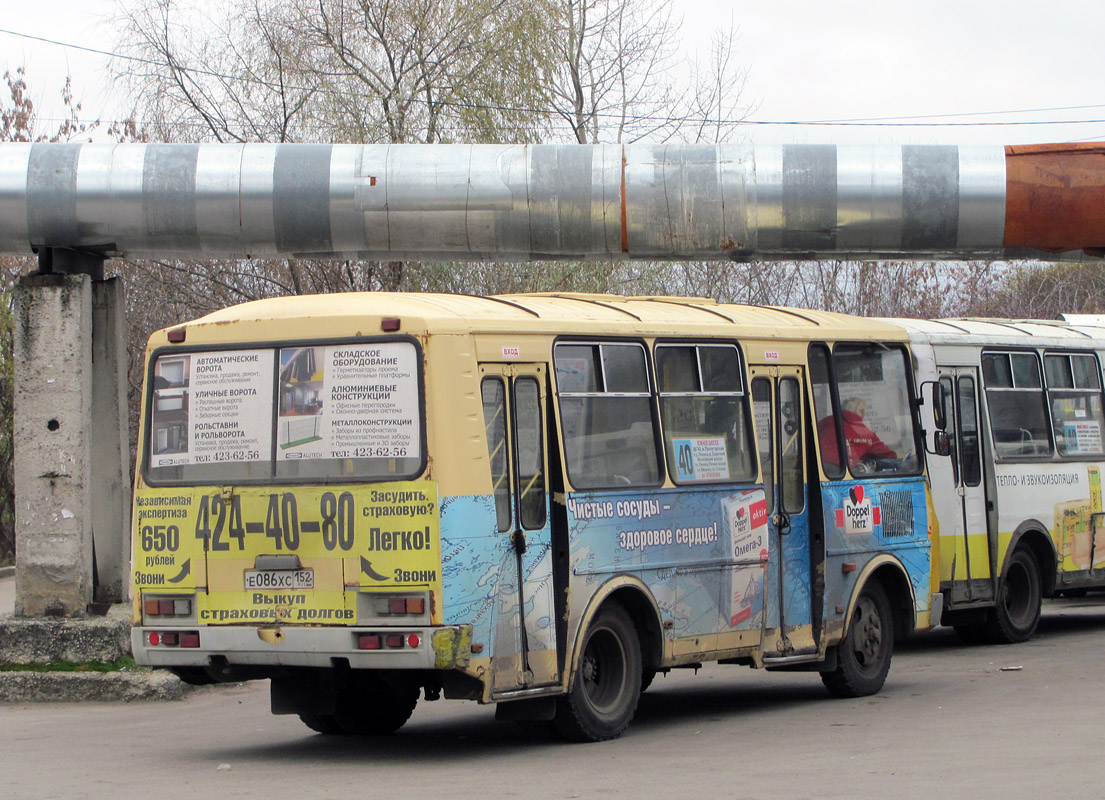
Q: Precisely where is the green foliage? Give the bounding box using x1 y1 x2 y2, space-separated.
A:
0 656 139 673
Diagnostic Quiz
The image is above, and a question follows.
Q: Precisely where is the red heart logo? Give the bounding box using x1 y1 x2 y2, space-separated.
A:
737 507 746 519
850 485 864 504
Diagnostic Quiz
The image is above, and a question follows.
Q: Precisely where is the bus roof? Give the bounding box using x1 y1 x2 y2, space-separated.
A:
887 317 1105 348
162 292 909 344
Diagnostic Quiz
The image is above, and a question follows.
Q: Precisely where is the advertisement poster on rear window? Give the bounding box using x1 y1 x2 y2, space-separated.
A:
149 349 274 469
277 342 420 462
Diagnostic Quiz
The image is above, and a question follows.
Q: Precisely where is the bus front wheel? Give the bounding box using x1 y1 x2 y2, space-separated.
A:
985 548 1041 644
821 580 893 698
555 603 642 742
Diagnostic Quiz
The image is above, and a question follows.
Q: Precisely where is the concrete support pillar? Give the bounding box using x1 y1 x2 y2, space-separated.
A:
14 273 94 616
91 278 131 604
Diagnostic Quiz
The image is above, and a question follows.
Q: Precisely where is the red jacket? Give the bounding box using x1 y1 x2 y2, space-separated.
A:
819 410 896 470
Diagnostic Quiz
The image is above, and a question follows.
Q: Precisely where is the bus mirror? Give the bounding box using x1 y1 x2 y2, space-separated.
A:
931 430 951 457
920 380 948 431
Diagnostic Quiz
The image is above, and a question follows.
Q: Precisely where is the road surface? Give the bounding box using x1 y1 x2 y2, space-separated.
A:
3 595 1103 799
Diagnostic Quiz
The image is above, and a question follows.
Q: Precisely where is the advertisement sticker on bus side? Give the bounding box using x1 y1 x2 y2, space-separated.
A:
567 487 770 635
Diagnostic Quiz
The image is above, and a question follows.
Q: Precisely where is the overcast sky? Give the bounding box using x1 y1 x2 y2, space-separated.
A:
3 0 1104 146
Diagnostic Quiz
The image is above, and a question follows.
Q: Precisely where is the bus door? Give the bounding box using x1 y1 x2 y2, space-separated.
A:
751 367 818 657
940 369 994 601
479 364 560 695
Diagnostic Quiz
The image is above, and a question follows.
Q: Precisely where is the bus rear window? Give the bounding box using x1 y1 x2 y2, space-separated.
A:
145 340 423 485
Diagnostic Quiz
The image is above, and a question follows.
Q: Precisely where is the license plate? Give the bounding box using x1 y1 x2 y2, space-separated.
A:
244 569 314 590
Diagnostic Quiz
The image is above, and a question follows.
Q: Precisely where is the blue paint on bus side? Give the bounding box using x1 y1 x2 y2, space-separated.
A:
821 476 931 618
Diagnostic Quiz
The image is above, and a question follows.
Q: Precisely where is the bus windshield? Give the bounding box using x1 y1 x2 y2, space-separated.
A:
814 343 919 476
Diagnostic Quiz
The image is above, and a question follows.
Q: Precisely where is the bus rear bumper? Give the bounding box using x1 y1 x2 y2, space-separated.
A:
132 624 472 671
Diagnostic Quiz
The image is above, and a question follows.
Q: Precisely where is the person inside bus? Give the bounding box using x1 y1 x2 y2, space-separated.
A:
820 397 897 472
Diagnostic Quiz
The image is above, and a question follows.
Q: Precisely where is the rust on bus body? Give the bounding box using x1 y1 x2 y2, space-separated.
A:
1005 142 1105 256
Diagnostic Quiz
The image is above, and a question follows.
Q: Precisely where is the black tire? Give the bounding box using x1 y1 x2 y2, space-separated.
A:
953 624 989 645
821 580 894 698
640 668 657 694
330 673 419 735
984 547 1041 644
555 604 642 742
299 713 345 735
169 667 218 686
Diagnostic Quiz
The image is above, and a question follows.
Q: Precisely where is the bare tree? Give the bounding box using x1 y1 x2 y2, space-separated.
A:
114 0 318 142
543 0 751 144
114 0 552 144
975 260 1105 319
287 0 554 144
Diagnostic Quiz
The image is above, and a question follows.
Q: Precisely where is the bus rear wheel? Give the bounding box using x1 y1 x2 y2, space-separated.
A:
301 673 419 735
985 548 1041 644
555 604 641 742
821 580 893 698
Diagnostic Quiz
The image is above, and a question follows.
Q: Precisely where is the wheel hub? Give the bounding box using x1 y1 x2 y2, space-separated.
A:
854 598 882 666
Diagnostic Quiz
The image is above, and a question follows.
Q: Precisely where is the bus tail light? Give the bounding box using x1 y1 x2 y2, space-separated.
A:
148 630 200 647
369 593 427 617
143 595 193 618
356 632 421 650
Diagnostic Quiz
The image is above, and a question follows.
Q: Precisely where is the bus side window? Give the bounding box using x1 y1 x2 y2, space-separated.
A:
957 377 982 486
751 378 775 513
779 377 805 513
555 342 660 489
982 352 1052 459
514 377 547 529
656 343 753 485
481 377 512 532
940 377 959 486
1045 353 1105 459
809 344 845 480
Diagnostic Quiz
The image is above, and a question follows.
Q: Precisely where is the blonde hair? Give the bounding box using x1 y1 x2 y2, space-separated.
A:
843 397 867 417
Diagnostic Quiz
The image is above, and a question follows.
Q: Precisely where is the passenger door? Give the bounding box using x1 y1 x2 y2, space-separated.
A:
940 370 994 601
751 367 818 657
480 364 560 694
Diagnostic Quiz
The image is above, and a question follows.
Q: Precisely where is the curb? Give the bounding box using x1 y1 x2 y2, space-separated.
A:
0 669 189 703
0 566 13 579
0 608 131 664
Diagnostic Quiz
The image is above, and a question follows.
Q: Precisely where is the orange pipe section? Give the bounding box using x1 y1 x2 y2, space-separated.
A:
1005 142 1105 255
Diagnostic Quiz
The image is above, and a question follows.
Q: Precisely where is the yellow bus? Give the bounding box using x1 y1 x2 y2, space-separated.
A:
132 292 938 741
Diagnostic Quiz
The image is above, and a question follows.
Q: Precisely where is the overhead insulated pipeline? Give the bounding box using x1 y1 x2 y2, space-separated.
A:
0 142 1101 261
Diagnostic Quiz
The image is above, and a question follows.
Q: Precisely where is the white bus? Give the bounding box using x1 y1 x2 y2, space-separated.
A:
898 318 1105 642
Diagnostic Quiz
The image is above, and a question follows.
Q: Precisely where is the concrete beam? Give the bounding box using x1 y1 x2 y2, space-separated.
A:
13 273 94 616
91 278 131 604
